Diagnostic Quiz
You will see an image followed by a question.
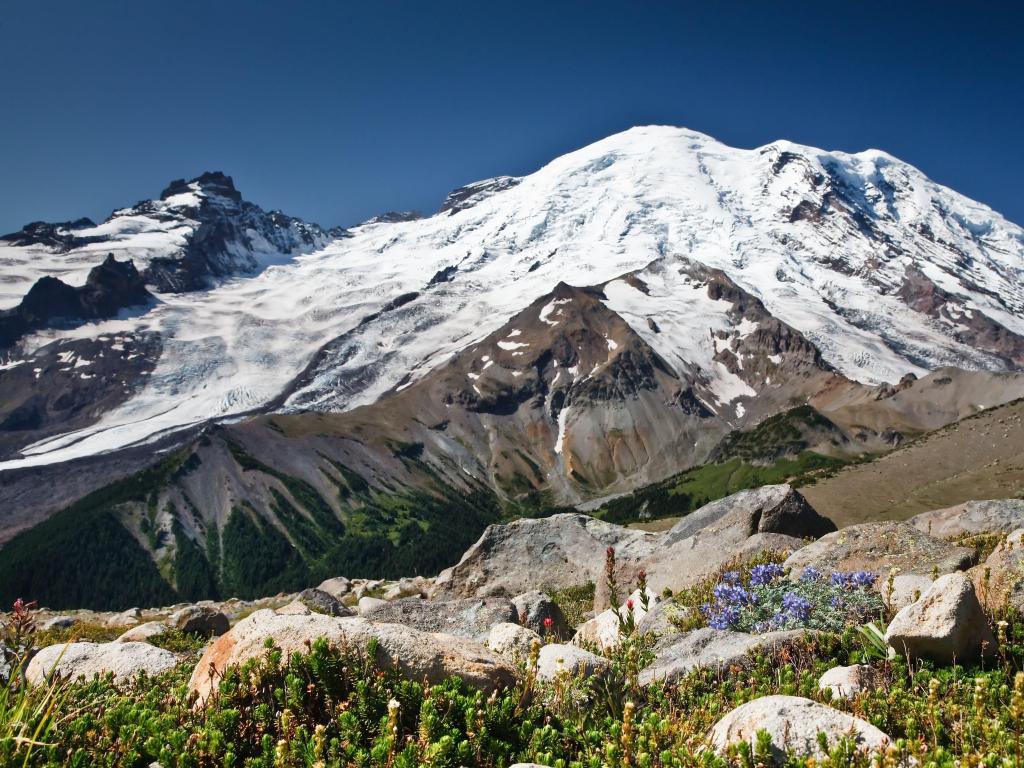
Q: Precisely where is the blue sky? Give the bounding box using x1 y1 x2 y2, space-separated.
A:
2 1 1022 232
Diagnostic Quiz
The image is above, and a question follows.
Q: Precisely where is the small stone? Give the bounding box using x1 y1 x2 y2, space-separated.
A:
487 622 541 660
511 591 570 639
536 643 610 681
117 621 171 643
167 605 229 637
818 664 873 700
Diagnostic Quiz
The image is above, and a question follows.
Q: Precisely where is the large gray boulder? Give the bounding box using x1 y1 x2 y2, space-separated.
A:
26 642 178 685
885 571 996 664
709 695 892 760
168 605 230 637
638 628 815 686
785 522 974 585
640 485 832 597
360 597 517 641
432 513 660 598
909 499 1024 539
536 644 610 681
188 610 515 703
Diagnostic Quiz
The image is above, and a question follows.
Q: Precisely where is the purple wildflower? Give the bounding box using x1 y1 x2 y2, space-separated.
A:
749 563 785 586
781 592 812 621
721 571 741 585
800 567 821 583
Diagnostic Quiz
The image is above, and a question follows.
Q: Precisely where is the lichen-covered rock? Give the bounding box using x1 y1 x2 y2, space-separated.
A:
536 644 610 681
638 628 815 685
188 610 515 703
26 642 178 685
784 522 974 588
294 588 351 617
433 513 660 598
909 499 1024 538
709 695 892 760
361 597 517 641
885 571 996 664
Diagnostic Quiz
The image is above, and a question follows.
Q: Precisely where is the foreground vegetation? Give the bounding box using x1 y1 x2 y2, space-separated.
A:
6 552 1024 767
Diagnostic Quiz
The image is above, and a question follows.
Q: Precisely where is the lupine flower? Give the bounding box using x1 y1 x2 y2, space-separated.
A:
749 563 785 586
721 571 741 585
800 567 821 582
712 582 753 606
781 592 812 621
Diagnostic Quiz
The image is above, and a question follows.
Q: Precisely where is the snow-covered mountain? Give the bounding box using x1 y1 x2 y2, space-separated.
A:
1 126 1023 477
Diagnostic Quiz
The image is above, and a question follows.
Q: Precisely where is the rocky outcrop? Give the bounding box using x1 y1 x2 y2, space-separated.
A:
0 254 152 348
434 513 659 598
360 596 517 641
784 522 975 584
639 485 832 597
188 610 515 703
26 641 177 685
885 572 996 664
638 628 815 686
709 695 892 760
909 499 1024 538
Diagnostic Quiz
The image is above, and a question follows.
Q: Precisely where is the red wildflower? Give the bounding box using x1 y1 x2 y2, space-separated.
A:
543 617 554 629
626 598 635 611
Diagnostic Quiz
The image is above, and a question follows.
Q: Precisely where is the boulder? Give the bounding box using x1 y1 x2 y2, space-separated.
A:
117 621 171 643
639 485 832 598
361 597 517 641
357 596 387 615
909 499 1024 538
709 695 891 760
383 577 430 601
433 513 660 598
638 628 815 686
885 571 996 664
26 642 178 685
511 591 571 639
487 623 541 660
188 610 515 703
636 600 689 638
40 615 77 631
317 576 352 600
167 605 230 637
784 522 974 590
879 572 935 612
294 588 351 617
536 644 610 681
818 664 874 700
104 608 142 628
970 528 1024 611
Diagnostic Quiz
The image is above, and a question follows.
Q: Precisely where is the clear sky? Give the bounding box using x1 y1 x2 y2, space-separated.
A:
2 1 1022 233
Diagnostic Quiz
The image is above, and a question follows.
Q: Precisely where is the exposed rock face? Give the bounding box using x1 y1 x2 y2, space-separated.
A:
639 485 832 597
26 641 177 685
536 644 610 681
511 591 571 639
361 597 517 641
434 513 659 598
909 499 1024 538
168 605 230 637
971 528 1024 611
784 522 975 584
885 572 996 664
638 628 815 686
709 695 892 760
0 254 152 348
439 176 521 214
188 610 515 703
